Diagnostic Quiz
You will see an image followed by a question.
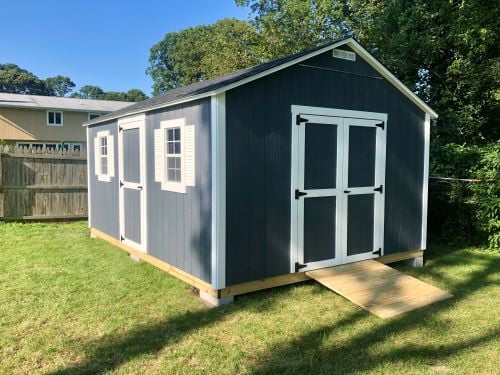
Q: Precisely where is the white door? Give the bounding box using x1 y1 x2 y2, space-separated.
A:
118 116 147 252
291 106 387 272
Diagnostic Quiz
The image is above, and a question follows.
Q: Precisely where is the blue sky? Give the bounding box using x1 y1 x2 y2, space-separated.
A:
0 0 248 96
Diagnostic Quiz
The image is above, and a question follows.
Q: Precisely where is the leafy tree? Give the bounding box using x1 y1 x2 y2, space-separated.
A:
45 75 75 97
124 89 148 102
147 18 261 94
0 63 48 95
72 85 105 99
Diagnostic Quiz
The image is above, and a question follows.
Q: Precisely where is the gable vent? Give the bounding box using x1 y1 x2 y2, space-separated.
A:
332 49 356 61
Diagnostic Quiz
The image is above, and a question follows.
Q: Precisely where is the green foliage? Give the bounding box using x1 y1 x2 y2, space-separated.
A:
147 18 261 94
0 63 49 95
70 86 148 102
44 75 75 97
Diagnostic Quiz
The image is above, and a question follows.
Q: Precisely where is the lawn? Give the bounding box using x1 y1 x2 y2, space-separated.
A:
0 222 498 374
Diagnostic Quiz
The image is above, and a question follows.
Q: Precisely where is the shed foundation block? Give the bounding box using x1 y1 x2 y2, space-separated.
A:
129 254 143 263
405 256 424 267
199 290 234 307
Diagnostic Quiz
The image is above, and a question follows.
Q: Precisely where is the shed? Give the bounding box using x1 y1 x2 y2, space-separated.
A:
85 37 438 306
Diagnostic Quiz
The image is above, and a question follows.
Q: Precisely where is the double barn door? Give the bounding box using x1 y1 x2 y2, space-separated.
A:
292 106 387 272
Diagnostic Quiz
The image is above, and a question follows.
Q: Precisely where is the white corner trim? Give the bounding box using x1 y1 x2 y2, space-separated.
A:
211 93 226 290
86 127 92 228
421 113 431 250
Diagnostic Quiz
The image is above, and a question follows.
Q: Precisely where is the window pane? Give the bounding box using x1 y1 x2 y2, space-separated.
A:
174 142 181 154
174 128 180 140
48 112 54 123
55 112 62 124
167 129 174 141
101 157 108 175
175 169 181 181
167 157 175 168
167 169 176 181
167 142 174 154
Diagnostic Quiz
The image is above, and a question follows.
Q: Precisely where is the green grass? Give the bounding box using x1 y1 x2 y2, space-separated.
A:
0 222 498 374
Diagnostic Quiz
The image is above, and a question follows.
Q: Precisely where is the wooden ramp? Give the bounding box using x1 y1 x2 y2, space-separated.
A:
306 260 452 319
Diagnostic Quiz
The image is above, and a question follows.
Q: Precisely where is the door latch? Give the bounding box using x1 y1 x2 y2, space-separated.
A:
344 190 351 193
137 185 143 190
295 189 308 199
295 262 307 272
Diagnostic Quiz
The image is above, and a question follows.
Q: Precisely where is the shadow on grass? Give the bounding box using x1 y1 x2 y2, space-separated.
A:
50 246 498 374
252 248 500 374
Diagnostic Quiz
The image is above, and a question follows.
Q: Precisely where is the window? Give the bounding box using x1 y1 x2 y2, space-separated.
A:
166 127 181 182
154 118 195 193
94 131 114 182
88 113 102 121
47 111 63 126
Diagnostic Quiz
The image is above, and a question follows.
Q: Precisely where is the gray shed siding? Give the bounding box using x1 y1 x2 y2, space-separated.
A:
145 99 212 283
225 46 425 286
88 121 120 239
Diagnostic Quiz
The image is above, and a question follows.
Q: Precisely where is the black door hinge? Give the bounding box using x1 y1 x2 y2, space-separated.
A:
120 235 125 241
373 248 382 256
119 180 124 187
118 126 123 132
374 185 383 193
375 121 385 130
295 189 308 199
296 115 309 126
295 262 307 272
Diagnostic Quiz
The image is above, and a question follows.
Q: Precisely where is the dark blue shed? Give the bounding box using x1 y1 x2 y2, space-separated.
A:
85 38 438 305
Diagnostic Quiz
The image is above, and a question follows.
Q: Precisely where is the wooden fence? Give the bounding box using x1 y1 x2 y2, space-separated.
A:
0 145 88 221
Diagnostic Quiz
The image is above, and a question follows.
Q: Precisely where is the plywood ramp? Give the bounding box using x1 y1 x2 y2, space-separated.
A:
306 260 452 319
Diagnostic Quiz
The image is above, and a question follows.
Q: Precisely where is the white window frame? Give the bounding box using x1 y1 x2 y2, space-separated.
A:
88 113 102 121
95 130 114 182
161 119 186 193
47 110 63 126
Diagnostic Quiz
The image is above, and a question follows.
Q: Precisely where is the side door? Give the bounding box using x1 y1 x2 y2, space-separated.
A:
118 115 147 252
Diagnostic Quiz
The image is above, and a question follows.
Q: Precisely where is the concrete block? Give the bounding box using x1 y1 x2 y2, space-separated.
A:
199 290 234 307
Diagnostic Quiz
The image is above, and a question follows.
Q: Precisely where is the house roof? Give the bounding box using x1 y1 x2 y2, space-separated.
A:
85 37 437 126
0 93 133 112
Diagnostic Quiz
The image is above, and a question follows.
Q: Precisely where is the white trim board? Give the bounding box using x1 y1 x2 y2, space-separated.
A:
421 113 431 250
84 38 437 127
211 93 226 290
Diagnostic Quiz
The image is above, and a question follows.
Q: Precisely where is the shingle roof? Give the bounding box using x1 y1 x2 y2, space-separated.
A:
85 38 349 125
0 93 133 112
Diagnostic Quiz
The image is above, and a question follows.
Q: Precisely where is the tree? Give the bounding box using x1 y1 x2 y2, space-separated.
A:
124 89 148 102
45 75 75 97
71 85 105 99
0 63 48 95
147 18 261 94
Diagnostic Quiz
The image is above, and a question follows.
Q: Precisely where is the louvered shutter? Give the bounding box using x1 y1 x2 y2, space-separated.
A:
184 125 196 186
107 135 115 178
94 137 100 176
154 128 165 182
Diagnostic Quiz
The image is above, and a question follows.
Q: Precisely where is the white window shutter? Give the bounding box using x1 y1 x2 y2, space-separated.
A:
154 128 165 182
107 135 115 178
94 137 100 176
184 125 195 186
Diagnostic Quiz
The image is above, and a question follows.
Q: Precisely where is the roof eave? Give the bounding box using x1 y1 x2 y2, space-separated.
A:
84 37 437 126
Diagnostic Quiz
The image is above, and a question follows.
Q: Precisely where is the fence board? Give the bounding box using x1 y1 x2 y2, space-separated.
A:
0 145 88 221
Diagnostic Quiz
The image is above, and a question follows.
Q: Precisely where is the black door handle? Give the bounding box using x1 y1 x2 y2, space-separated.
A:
295 189 308 199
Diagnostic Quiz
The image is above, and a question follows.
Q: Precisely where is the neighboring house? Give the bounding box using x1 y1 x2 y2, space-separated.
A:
0 93 133 151
85 37 438 306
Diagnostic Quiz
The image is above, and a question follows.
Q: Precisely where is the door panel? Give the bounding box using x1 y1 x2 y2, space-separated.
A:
304 196 336 263
348 126 376 188
346 194 375 256
304 123 337 190
122 128 141 183
124 188 141 244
